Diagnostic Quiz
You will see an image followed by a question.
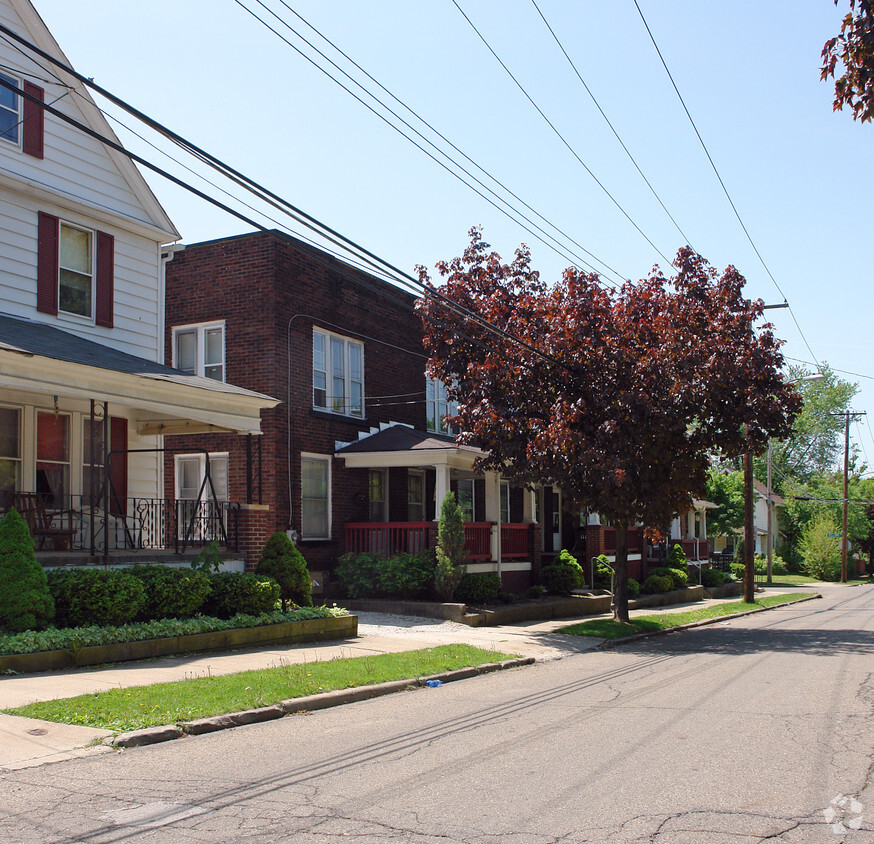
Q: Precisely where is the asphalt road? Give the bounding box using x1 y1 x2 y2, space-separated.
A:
1 586 872 843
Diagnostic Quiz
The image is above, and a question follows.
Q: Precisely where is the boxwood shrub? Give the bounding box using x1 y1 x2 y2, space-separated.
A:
202 572 281 618
627 577 640 597
642 573 674 595
650 566 688 590
128 565 212 620
455 572 502 605
336 551 435 599
47 568 146 628
701 568 727 587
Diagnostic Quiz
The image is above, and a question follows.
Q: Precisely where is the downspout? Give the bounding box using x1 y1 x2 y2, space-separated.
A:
159 243 184 518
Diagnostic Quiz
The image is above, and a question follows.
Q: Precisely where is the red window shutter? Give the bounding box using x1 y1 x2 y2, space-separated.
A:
95 230 114 327
108 416 128 515
36 212 58 315
21 81 44 159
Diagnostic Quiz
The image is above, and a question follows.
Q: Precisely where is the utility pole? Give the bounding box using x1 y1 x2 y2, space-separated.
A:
834 409 865 583
744 436 755 602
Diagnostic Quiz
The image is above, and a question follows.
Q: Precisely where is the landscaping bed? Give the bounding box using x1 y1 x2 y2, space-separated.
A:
0 614 357 674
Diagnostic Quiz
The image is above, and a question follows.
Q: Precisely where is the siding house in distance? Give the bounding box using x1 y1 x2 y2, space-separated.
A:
164 230 550 594
0 0 278 566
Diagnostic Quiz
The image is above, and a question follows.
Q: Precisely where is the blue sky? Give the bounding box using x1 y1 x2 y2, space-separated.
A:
33 0 874 465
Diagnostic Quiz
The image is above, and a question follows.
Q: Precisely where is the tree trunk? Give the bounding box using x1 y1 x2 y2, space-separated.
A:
613 523 629 622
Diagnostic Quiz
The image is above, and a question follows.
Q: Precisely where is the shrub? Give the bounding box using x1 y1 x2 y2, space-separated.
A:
729 562 745 582
627 577 640 598
0 509 54 632
128 565 211 620
650 566 688 590
666 543 688 568
642 574 674 595
336 552 381 598
434 492 466 600
526 584 547 599
202 572 281 618
593 553 612 588
455 572 502 605
557 549 586 585
48 568 145 628
799 513 842 581
376 551 434 599
542 563 580 596
498 591 515 604
256 532 312 609
701 568 727 587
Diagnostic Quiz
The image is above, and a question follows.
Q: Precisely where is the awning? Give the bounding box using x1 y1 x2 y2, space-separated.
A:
0 314 279 435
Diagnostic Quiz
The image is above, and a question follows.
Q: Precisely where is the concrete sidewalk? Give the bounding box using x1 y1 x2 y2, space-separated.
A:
0 588 809 771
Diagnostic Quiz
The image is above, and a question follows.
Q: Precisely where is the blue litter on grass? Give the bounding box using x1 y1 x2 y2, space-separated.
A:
425 679 443 688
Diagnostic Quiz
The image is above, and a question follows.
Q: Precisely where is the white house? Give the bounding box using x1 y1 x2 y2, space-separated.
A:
0 0 277 562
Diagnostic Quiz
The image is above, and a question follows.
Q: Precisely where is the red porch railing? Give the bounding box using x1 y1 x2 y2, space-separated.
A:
344 521 533 561
602 526 645 555
501 523 530 559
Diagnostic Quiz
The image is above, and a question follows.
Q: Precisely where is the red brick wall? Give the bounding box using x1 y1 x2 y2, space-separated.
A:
164 230 426 576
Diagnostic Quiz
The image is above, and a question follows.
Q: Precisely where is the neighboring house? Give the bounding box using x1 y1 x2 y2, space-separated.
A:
707 481 784 556
164 230 546 593
0 0 277 565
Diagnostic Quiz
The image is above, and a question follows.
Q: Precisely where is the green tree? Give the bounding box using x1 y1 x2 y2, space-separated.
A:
256 532 312 609
798 511 842 581
704 469 745 544
434 491 466 600
0 509 54 632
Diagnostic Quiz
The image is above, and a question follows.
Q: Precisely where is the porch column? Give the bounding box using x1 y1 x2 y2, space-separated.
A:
484 470 501 572
522 486 537 523
434 464 451 513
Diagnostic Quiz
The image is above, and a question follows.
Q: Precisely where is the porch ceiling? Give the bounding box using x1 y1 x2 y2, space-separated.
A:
0 314 279 435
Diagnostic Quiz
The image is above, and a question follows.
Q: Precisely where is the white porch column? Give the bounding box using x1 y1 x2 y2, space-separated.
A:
484 470 502 573
523 486 537 523
434 464 451 515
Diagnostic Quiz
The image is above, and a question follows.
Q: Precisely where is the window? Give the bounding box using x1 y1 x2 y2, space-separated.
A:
82 417 104 507
368 469 387 521
36 411 69 508
500 482 510 524
59 222 92 318
0 73 42 156
456 478 474 522
176 453 228 541
83 416 128 514
407 471 425 522
426 377 458 434
313 329 363 417
0 406 21 500
0 71 19 144
173 322 225 381
301 455 330 539
37 213 114 325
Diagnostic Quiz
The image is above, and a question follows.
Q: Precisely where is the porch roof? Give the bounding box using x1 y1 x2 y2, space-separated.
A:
0 314 279 435
336 423 484 470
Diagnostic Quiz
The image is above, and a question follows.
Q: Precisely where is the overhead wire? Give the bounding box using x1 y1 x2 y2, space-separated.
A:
529 0 696 252
259 0 626 285
233 0 624 285
452 0 675 267
630 0 821 368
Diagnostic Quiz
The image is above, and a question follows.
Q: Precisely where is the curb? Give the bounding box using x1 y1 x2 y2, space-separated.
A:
597 593 822 650
109 657 534 749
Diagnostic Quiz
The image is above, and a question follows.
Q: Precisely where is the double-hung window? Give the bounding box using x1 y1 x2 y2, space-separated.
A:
173 322 225 381
0 71 19 144
36 410 70 509
313 329 363 417
301 455 330 539
38 213 114 325
426 377 458 434
0 72 42 155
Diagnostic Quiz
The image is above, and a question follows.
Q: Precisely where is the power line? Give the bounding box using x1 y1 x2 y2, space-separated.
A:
256 0 627 285
630 0 821 368
529 0 695 251
232 0 624 286
452 0 675 267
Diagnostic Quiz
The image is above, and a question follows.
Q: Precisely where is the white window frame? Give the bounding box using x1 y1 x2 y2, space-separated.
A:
500 481 510 525
58 221 95 321
426 377 458 435
172 321 226 381
301 453 331 540
456 478 474 523
312 328 364 418
0 70 20 147
369 468 388 522
407 470 425 522
174 452 229 502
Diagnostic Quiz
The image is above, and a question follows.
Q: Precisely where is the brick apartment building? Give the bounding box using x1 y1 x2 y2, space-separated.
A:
164 230 549 593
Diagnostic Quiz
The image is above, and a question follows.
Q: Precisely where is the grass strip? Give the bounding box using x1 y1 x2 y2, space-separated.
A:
3 644 515 732
557 593 813 640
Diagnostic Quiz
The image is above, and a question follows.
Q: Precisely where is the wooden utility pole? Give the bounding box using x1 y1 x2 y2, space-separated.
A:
744 429 755 603
836 409 866 583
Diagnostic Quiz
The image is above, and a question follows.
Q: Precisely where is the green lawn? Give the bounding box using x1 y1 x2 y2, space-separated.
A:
767 574 872 587
558 593 813 640
4 644 515 732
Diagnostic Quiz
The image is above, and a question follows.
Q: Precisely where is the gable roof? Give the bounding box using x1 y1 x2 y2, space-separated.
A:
3 0 179 241
754 479 785 507
336 424 478 455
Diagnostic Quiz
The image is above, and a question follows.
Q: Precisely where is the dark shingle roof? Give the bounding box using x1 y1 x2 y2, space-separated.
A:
337 424 479 454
